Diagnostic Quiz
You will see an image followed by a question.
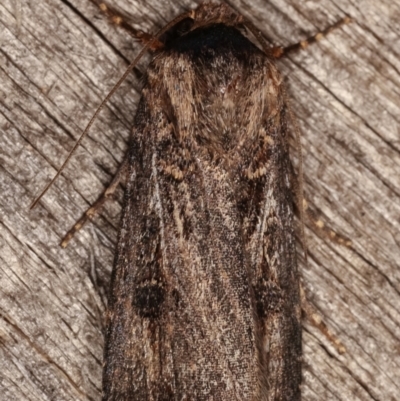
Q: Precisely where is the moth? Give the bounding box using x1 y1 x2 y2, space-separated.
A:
31 1 350 400
102 3 301 400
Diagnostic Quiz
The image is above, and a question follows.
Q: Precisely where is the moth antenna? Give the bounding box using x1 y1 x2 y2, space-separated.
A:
243 16 352 59
30 10 193 210
242 19 275 56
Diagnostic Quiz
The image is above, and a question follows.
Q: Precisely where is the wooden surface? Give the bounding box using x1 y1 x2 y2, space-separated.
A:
1 0 399 400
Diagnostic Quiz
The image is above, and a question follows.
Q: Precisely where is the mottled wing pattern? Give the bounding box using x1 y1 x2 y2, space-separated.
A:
103 23 301 401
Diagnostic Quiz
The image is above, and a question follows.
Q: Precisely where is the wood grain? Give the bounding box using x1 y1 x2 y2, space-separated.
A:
1 0 399 400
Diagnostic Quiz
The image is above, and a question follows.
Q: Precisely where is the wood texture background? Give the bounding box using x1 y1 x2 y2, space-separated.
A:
1 0 399 400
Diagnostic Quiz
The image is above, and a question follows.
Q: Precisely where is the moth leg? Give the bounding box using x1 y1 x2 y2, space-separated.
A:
271 16 352 59
60 156 129 248
290 165 348 353
303 199 353 247
88 0 163 49
300 283 346 354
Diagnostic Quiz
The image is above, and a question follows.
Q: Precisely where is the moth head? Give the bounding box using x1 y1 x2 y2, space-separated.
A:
159 3 245 47
189 3 244 30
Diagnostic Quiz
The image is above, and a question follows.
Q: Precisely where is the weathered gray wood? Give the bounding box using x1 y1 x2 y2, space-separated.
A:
1 0 399 400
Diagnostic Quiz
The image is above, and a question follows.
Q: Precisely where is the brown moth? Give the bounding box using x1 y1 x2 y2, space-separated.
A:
102 3 301 400
29 1 347 400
